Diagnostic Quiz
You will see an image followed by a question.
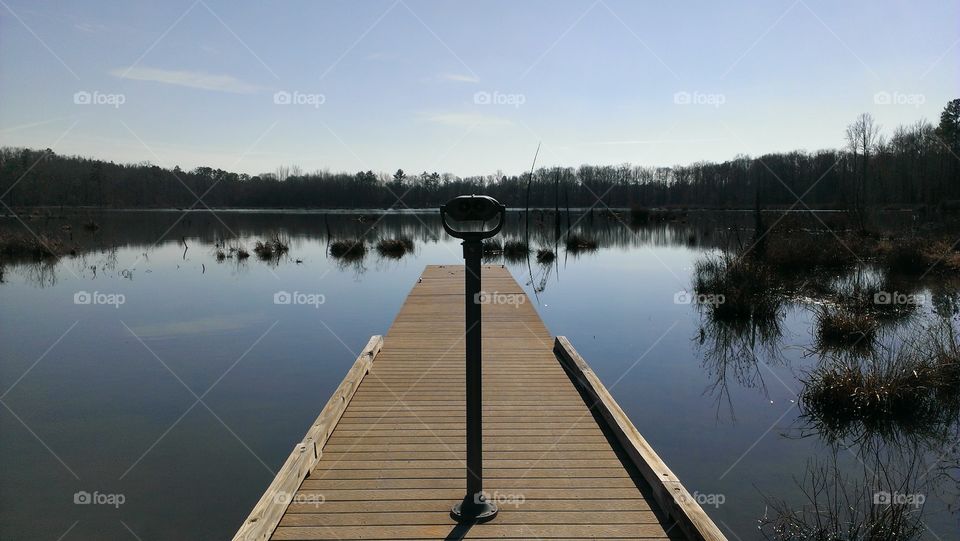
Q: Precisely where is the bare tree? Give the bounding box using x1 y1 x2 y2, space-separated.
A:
845 113 881 228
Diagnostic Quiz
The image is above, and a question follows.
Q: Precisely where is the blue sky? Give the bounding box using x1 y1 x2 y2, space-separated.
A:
0 0 956 176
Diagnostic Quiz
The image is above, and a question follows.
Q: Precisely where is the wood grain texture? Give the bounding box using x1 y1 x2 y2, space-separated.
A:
240 265 720 540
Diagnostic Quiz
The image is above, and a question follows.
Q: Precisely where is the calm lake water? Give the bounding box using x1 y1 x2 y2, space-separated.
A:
1 209 957 540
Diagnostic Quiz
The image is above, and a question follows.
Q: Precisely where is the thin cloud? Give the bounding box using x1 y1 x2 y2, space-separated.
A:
440 73 480 83
110 66 262 94
424 112 512 128
583 137 728 146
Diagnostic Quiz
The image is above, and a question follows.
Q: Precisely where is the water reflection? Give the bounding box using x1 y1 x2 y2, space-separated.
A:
1 208 956 540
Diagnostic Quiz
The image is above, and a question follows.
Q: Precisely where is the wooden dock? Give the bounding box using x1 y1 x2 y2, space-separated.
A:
235 265 725 541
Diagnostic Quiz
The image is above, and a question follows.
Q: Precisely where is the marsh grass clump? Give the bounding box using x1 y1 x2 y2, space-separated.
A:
536 248 555 263
376 237 414 259
253 236 290 260
481 239 502 255
253 241 275 260
877 238 939 275
330 239 366 260
693 254 781 323
763 233 859 272
759 460 926 541
0 232 62 261
814 305 877 352
503 240 529 262
565 234 598 253
215 249 227 262
801 326 960 438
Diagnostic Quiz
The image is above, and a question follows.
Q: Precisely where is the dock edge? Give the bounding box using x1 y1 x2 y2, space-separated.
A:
232 335 384 541
554 336 728 541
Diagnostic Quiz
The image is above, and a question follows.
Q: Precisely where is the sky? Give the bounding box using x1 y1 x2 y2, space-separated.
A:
0 0 957 177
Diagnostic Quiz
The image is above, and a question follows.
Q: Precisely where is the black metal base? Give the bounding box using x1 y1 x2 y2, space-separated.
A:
451 497 499 523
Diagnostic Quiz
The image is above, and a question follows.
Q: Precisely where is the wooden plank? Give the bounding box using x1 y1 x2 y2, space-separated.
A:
278 510 661 526
283 499 652 513
301 468 632 480
232 336 383 541
554 336 726 541
272 524 675 539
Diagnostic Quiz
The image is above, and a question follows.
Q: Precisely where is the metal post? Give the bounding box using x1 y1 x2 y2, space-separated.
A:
463 239 484 502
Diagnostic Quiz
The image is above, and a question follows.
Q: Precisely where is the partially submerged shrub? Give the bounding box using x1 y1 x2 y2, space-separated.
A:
693 254 781 324
565 234 598 253
536 248 555 263
481 239 502 255
376 237 414 258
0 232 62 261
814 305 877 352
253 236 289 260
801 325 960 438
503 240 529 261
763 233 858 271
881 238 931 274
330 239 366 260
254 241 274 260
760 459 926 541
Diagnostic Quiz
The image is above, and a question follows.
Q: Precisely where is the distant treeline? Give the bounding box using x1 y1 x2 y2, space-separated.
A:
2 99 958 211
